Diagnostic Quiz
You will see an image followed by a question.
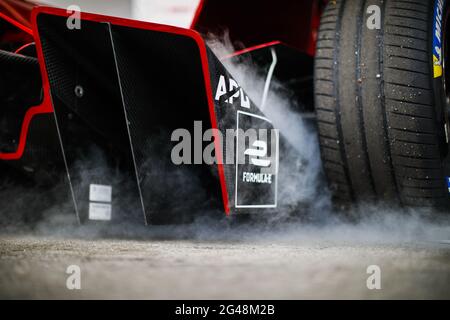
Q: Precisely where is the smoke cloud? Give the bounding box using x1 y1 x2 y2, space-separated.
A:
0 33 449 247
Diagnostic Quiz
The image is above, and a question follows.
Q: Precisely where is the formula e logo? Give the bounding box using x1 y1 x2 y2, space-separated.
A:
215 75 250 108
235 111 278 208
244 140 271 167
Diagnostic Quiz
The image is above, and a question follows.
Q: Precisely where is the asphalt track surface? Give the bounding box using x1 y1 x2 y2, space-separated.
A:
0 216 449 299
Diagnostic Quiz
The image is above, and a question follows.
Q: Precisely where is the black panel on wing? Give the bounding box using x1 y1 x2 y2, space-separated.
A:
36 14 144 224
109 25 222 224
206 48 279 213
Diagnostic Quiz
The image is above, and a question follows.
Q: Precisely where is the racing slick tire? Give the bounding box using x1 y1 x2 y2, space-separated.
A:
314 0 450 208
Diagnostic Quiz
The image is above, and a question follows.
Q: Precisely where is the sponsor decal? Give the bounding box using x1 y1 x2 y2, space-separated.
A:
244 140 271 167
215 75 250 108
433 0 445 78
235 111 278 208
242 172 273 184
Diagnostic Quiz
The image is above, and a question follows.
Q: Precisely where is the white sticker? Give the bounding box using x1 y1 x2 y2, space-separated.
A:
89 184 112 203
88 202 112 221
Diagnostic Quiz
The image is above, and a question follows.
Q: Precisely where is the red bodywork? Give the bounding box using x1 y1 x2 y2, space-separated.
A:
0 0 48 161
0 0 325 161
0 0 33 29
0 0 33 45
191 0 326 56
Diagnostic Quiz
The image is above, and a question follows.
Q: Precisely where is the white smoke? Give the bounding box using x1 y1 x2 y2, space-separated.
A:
206 33 331 219
201 33 450 243
0 34 449 247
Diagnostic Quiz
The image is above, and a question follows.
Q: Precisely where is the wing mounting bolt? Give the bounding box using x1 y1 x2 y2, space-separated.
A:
74 85 84 98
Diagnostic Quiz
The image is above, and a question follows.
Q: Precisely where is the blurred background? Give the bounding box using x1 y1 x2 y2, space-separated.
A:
38 0 197 27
